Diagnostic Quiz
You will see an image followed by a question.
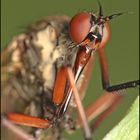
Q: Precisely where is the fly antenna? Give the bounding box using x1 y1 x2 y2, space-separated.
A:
104 11 134 22
97 11 130 25
104 12 125 21
97 0 103 17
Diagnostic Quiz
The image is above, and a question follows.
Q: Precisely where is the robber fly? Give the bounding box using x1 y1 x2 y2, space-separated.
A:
1 1 139 140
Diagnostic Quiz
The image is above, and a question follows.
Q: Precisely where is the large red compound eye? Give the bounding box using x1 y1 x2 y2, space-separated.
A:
69 12 92 43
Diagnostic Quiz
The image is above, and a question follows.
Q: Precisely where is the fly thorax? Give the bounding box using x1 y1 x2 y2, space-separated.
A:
30 25 58 90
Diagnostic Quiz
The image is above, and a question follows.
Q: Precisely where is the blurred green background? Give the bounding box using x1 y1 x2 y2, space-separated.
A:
1 0 139 140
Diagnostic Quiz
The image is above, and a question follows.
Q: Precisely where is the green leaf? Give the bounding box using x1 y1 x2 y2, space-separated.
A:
103 96 139 140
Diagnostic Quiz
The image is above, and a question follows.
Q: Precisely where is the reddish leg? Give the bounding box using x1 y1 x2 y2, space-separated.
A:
98 48 110 89
76 92 123 131
98 47 139 91
91 92 123 131
66 67 92 140
6 113 50 128
52 66 67 105
2 116 37 140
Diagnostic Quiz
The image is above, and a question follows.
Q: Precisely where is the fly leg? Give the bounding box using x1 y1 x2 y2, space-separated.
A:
6 112 50 128
2 112 51 139
1 114 37 140
52 66 92 139
90 92 122 132
76 92 123 132
66 67 92 140
98 48 139 92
